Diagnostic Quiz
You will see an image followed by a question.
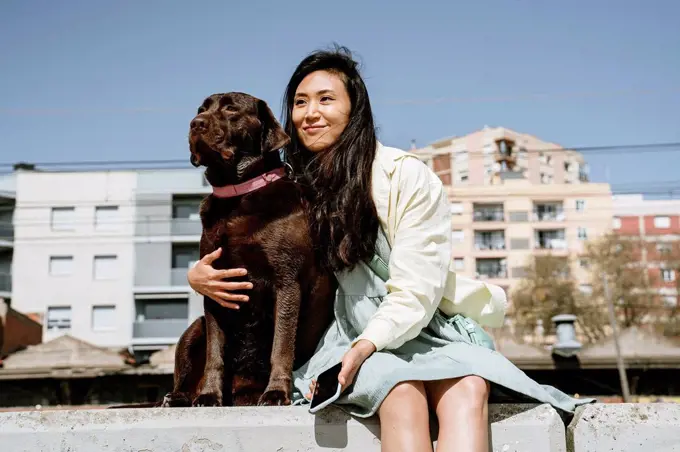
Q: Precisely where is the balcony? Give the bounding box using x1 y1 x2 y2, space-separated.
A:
473 204 505 222
170 218 202 236
0 220 13 246
475 258 508 279
532 203 564 222
132 319 188 340
474 231 506 251
171 268 190 286
534 230 567 250
0 272 10 293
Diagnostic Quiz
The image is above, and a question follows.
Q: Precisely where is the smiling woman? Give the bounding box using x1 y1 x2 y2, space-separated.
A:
292 72 351 153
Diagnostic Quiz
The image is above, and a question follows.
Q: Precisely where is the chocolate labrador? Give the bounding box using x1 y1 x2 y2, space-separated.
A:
160 92 336 407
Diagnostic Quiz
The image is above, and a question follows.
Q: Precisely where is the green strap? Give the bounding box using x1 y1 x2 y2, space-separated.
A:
366 254 390 282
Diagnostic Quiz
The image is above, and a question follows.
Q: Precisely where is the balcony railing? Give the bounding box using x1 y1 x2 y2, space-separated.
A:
170 218 202 236
534 239 567 250
0 221 13 242
475 268 508 279
0 272 10 292
171 268 190 286
473 210 505 222
474 241 506 251
532 209 564 222
133 319 188 339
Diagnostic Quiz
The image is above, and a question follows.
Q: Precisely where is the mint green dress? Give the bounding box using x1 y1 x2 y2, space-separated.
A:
291 229 594 417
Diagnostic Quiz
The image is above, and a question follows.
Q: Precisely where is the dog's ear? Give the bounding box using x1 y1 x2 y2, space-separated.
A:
258 100 290 153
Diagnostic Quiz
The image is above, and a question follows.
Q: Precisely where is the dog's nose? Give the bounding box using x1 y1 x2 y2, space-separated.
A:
190 117 208 131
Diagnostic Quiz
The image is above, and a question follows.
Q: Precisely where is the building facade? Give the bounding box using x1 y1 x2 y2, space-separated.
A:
415 126 589 186
10 167 208 358
613 194 680 306
414 127 613 296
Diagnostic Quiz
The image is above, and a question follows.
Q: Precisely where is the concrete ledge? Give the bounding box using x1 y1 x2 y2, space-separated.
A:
0 403 564 451
567 403 680 452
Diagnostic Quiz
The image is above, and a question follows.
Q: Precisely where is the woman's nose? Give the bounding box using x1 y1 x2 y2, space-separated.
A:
305 102 321 119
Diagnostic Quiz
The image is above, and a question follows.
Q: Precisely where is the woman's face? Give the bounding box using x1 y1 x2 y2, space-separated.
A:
292 70 351 152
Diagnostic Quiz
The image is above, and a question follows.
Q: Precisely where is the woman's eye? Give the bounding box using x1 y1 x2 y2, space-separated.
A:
320 96 333 103
294 99 306 106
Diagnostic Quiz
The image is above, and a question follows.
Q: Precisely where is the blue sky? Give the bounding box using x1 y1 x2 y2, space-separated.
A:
1 0 679 192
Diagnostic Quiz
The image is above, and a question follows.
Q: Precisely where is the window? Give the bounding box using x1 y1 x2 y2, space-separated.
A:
47 306 71 330
657 243 672 254
92 305 116 331
454 258 465 271
612 217 622 229
93 255 118 280
575 200 585 212
449 203 464 216
172 196 203 220
172 244 200 269
458 171 469 183
579 284 593 295
654 216 671 228
95 206 119 231
452 230 464 243
51 207 75 231
49 256 73 276
663 295 677 307
661 269 675 282
578 227 588 240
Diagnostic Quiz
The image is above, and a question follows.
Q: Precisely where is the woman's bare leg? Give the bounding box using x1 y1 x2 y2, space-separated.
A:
425 376 491 452
378 381 433 452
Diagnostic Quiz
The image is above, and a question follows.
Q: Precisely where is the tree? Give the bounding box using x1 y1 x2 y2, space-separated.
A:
510 254 605 342
585 233 662 332
655 240 680 336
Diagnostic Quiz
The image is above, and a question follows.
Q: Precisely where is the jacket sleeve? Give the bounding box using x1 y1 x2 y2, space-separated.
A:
354 157 453 351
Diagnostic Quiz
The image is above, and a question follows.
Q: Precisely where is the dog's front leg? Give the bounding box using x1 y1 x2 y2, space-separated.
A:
193 305 226 407
258 282 301 406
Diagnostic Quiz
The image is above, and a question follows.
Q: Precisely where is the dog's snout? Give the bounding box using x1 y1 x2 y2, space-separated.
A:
190 117 208 131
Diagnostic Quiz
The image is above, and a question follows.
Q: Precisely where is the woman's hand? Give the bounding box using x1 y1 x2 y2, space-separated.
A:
187 247 252 310
305 339 376 400
337 339 376 391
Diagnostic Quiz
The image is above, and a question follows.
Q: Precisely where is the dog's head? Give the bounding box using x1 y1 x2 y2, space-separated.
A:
188 92 290 171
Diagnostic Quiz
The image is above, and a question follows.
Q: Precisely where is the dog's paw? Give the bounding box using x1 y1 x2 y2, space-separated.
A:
161 392 191 408
192 393 222 407
257 389 291 406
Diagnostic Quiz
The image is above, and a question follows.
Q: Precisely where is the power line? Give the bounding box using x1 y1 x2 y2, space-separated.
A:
1 87 677 115
1 142 680 171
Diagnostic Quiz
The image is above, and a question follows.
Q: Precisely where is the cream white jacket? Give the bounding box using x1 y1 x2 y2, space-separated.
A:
355 143 507 352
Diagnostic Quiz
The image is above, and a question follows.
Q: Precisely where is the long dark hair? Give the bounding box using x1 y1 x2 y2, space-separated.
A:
282 45 379 273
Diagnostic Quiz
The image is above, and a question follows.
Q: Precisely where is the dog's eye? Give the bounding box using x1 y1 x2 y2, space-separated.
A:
225 105 238 112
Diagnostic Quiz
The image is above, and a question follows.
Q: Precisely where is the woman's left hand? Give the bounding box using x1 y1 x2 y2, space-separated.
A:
304 339 377 401
337 339 376 391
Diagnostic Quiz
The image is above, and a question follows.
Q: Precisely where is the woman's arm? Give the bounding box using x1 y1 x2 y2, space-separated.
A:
187 247 253 310
355 157 453 351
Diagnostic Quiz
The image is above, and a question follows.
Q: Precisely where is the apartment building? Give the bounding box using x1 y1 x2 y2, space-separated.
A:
613 194 680 306
10 166 209 359
446 175 612 294
0 172 16 301
414 127 612 295
415 126 589 186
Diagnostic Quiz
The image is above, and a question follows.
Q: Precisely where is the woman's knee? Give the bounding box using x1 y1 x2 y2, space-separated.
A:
379 381 428 418
456 375 490 406
427 375 490 412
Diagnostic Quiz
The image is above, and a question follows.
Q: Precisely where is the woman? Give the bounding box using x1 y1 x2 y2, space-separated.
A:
188 46 590 452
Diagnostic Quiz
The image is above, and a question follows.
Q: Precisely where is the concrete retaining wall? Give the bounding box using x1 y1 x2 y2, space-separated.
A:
0 403 678 451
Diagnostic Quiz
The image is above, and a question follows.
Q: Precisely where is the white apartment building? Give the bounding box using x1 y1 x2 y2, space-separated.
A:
9 166 209 359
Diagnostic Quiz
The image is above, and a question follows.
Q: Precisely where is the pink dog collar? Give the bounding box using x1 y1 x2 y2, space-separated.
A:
211 167 286 198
